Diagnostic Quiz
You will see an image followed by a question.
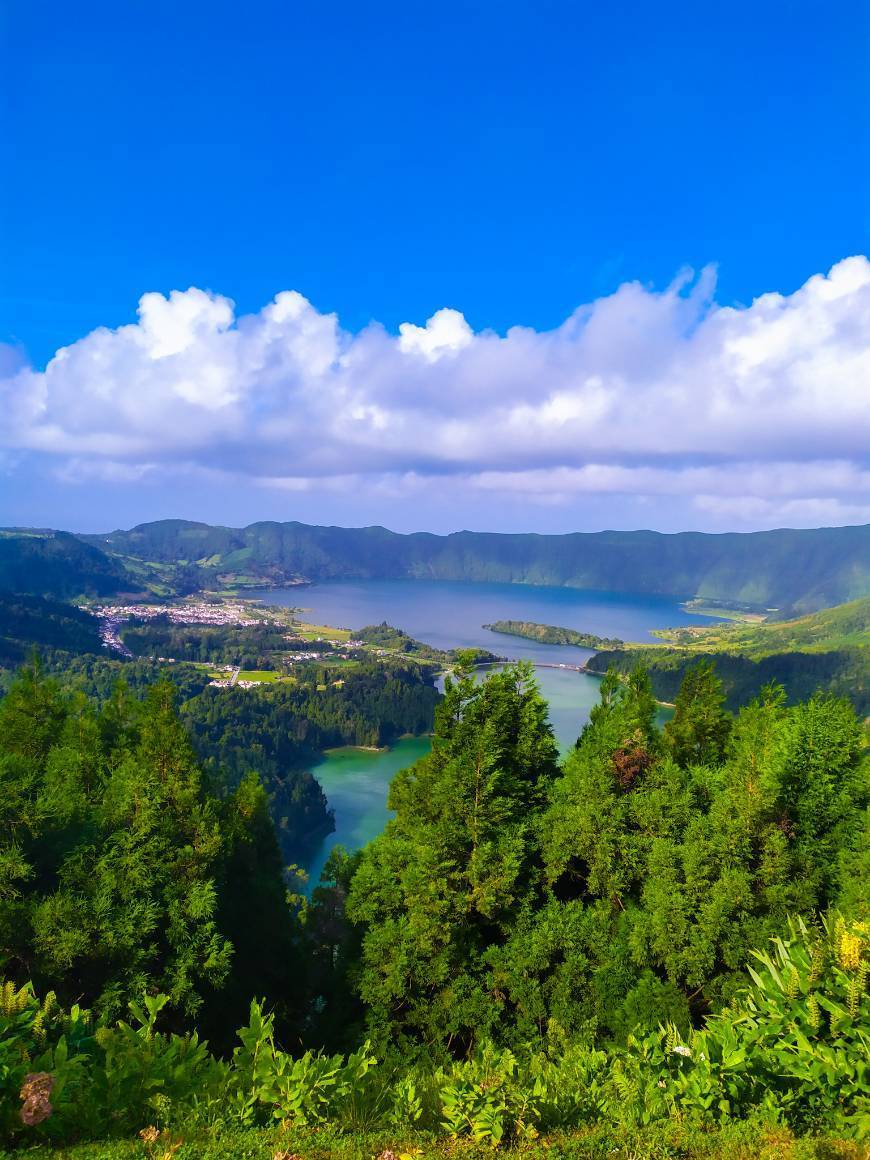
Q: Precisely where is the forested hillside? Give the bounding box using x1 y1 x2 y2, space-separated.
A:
72 518 870 611
0 531 132 600
0 593 103 667
2 519 867 612
589 596 870 712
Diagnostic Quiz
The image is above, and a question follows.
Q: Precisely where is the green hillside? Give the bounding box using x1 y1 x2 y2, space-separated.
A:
77 518 870 612
0 592 104 667
1 519 867 613
588 597 870 712
0 530 133 599
654 594 870 652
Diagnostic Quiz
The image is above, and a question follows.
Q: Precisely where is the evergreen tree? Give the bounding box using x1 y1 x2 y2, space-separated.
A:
664 660 732 768
346 662 560 1051
0 669 306 1031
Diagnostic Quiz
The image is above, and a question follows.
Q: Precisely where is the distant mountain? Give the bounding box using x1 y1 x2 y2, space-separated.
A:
77 518 870 613
0 530 133 600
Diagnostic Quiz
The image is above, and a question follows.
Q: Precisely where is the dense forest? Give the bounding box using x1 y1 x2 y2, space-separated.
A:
181 661 440 862
0 532 130 601
589 644 869 714
1 658 866 1154
119 618 301 667
0 594 104 668
41 656 438 867
3 520 869 611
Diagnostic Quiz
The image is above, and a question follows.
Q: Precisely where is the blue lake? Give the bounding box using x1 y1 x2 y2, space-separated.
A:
255 578 718 665
253 580 717 884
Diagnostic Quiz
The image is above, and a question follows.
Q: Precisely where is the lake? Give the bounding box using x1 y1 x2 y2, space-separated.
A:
253 580 717 884
254 578 718 663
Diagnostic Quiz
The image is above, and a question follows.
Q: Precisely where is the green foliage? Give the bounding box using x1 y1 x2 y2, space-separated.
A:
0 669 304 1036
119 618 292 667
618 914 869 1137
346 663 560 1049
0 594 103 668
0 656 867 1151
1 913 866 1147
0 979 227 1144
590 596 870 714
354 621 497 666
230 999 379 1127
662 595 870 654
664 660 732 767
0 532 131 601
182 660 438 863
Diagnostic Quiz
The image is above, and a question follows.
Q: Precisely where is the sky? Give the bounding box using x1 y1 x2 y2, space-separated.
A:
1 0 868 535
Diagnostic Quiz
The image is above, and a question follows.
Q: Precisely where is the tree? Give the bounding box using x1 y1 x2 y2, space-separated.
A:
664 660 731 768
346 662 560 1052
0 669 306 1033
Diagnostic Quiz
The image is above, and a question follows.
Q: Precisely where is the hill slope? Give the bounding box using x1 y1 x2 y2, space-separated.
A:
0 529 133 599
588 596 870 712
79 518 870 612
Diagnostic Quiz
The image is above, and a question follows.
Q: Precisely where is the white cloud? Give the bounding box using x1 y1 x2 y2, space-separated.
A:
1 257 869 529
398 307 474 360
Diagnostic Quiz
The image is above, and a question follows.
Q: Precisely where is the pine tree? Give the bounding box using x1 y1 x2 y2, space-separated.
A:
0 669 305 1033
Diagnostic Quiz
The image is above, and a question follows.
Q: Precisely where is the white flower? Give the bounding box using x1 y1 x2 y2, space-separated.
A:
671 1044 692 1057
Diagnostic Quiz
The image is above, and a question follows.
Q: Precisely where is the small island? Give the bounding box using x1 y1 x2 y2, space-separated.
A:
483 619 624 649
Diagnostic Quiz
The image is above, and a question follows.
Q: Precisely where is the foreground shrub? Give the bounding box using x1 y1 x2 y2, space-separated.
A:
1 915 866 1148
619 914 869 1138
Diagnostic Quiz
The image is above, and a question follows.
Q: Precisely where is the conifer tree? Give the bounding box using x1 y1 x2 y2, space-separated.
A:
346 662 560 1051
664 659 732 768
0 669 306 1032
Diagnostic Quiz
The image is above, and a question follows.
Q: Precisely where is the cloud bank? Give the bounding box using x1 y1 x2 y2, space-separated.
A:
2 257 869 529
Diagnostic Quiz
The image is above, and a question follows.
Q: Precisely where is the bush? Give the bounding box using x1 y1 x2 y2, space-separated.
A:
623 915 869 1137
1 914 866 1149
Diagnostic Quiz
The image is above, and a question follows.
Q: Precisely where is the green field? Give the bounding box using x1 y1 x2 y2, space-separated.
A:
293 620 352 642
4 1121 858 1159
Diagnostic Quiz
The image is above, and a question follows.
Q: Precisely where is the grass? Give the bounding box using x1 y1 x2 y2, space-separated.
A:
293 621 353 643
3 1121 862 1160
651 596 870 656
236 670 282 682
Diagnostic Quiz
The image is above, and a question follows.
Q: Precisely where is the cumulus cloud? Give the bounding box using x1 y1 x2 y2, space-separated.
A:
1 257 869 528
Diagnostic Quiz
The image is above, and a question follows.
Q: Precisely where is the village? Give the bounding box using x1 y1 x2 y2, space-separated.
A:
84 597 371 686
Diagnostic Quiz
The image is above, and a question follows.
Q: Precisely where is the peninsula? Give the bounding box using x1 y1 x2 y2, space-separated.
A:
483 619 624 649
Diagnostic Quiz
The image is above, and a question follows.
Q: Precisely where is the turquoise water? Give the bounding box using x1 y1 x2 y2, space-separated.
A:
306 736 432 886
259 581 709 885
305 665 604 885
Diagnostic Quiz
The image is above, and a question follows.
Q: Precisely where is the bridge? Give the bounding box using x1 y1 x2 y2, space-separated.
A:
531 661 588 673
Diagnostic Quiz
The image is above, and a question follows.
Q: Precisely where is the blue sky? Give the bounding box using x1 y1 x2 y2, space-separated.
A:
1 0 868 534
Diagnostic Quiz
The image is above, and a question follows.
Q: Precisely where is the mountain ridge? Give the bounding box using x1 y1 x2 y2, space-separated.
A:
78 518 870 612
2 519 868 613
